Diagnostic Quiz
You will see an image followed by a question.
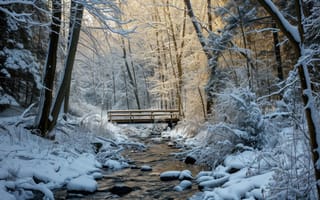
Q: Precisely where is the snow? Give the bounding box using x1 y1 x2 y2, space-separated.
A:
67 175 98 193
179 169 193 180
0 93 19 106
224 151 257 169
264 0 301 43
174 180 192 191
0 111 133 199
103 159 125 170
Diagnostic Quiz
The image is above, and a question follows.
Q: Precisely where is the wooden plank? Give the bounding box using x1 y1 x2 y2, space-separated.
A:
107 109 180 124
111 119 179 124
108 113 178 117
107 109 179 113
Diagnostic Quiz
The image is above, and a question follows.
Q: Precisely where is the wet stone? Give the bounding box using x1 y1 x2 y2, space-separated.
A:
160 171 181 181
141 165 152 171
109 185 133 196
131 165 140 169
185 156 196 164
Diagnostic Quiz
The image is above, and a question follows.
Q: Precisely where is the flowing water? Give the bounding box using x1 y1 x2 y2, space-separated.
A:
58 132 208 200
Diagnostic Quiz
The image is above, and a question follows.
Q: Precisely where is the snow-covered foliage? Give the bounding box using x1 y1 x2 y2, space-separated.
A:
182 88 266 169
0 2 48 108
0 105 142 199
0 120 100 199
185 72 319 198
1 47 41 87
191 151 274 200
263 73 317 198
214 87 264 141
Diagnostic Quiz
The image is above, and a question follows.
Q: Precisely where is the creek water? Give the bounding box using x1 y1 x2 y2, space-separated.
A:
60 132 208 199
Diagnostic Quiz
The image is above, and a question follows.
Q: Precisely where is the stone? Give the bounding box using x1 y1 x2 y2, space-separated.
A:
130 165 140 169
109 185 133 196
160 171 181 181
174 180 192 191
179 170 193 180
91 142 103 154
141 165 152 171
196 175 214 184
184 156 196 164
195 171 213 179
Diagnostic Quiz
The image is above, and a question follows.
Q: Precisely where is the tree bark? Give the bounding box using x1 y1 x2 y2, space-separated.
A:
165 0 185 116
207 0 213 31
120 37 141 109
36 0 62 137
272 23 283 81
49 2 84 131
184 0 217 114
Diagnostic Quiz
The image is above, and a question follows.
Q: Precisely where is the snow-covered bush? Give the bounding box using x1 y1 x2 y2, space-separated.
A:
185 87 266 168
213 87 265 147
264 71 317 199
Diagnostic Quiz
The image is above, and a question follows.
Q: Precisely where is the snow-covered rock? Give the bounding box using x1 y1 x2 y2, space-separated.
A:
174 180 192 191
198 175 229 190
103 159 125 170
67 175 98 193
195 171 213 179
179 169 193 180
196 175 214 184
160 171 181 181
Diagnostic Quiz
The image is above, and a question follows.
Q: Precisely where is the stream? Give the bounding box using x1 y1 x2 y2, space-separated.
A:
57 129 208 199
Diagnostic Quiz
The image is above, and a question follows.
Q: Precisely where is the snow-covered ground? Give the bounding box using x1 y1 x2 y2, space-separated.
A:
0 90 318 200
0 107 140 200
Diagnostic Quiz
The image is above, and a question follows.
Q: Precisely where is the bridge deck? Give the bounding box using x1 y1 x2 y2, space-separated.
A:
107 109 180 124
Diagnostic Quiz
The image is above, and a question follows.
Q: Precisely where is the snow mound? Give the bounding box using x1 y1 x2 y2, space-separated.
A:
67 175 98 193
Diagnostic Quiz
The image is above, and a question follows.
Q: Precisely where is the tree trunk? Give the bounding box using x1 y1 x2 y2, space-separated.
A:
49 2 84 131
112 70 116 106
272 22 283 81
36 0 62 137
120 37 141 109
184 0 216 114
207 0 213 31
165 0 186 117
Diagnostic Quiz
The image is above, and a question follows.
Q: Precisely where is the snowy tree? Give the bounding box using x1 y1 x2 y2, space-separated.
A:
0 1 49 108
257 0 320 196
35 0 127 137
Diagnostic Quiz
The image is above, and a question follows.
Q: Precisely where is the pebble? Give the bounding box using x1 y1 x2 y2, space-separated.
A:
141 165 152 171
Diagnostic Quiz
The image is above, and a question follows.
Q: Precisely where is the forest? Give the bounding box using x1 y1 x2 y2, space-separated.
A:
0 0 320 199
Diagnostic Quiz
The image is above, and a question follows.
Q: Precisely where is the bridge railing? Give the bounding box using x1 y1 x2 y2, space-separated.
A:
107 109 180 124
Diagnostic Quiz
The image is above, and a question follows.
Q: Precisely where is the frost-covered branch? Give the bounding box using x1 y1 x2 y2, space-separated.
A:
0 0 50 26
257 78 298 101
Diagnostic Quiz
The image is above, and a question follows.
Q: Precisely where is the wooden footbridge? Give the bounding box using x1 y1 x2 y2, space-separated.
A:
107 109 180 127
